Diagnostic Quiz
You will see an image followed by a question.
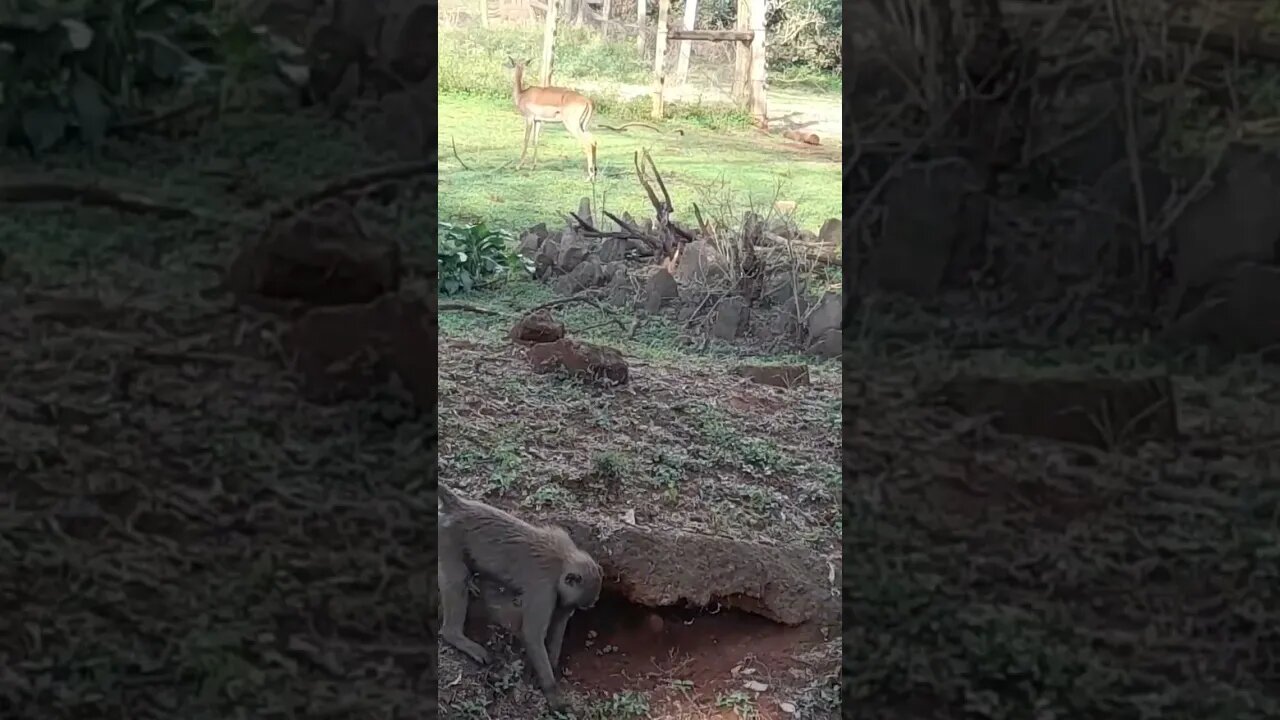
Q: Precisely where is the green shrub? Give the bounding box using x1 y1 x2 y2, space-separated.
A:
439 26 647 99
438 221 531 295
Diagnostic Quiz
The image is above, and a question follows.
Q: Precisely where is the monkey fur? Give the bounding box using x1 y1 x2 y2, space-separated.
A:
438 483 602 710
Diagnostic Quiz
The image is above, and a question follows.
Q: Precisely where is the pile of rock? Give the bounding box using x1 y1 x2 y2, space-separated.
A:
514 203 845 359
226 198 433 407
509 309 629 386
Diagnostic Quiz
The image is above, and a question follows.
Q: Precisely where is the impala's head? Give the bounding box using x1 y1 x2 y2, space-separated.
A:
505 56 533 72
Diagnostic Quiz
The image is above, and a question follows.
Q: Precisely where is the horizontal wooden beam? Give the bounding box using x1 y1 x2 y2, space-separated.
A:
666 29 751 41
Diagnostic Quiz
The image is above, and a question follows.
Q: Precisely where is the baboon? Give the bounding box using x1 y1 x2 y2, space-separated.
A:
438 484 602 710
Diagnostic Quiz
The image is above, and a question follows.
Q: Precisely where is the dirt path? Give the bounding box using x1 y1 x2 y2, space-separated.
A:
578 79 843 145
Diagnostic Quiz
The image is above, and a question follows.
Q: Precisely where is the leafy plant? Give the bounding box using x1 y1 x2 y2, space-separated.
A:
0 0 217 151
438 221 530 296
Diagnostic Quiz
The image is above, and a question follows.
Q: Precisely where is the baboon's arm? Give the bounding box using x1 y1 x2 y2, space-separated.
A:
546 606 575 674
520 589 565 708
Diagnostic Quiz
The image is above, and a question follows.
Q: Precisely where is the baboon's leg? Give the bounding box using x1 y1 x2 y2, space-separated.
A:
439 552 491 665
546 606 575 676
520 591 566 709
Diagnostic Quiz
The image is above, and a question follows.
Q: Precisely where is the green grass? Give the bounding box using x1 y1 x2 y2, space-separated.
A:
438 93 840 233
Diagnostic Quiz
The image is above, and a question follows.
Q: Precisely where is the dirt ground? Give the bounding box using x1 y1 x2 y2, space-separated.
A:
0 118 437 718
576 79 843 146
843 344 1280 719
436 328 841 719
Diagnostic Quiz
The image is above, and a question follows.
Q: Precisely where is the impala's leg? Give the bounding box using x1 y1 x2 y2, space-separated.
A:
518 117 533 169
530 120 543 168
567 103 598 180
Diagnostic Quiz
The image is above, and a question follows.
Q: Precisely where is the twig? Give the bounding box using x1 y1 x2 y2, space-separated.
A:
439 302 504 316
450 137 470 170
0 178 252 226
525 292 629 332
271 160 436 219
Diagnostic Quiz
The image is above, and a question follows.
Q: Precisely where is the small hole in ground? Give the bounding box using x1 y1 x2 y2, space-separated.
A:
562 590 824 698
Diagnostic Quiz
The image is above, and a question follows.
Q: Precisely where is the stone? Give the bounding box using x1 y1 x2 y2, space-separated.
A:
808 328 841 358
711 296 747 341
601 261 627 283
733 364 811 388
577 196 593 227
935 374 1179 450
509 309 566 344
517 231 543 260
527 339 629 386
1164 263 1280 353
558 258 606 293
762 275 807 308
870 158 987 298
806 291 842 344
286 291 431 408
228 199 400 309
598 236 630 262
643 268 680 313
535 234 562 278
1172 146 1280 313
818 218 841 246
555 230 591 274
674 240 727 285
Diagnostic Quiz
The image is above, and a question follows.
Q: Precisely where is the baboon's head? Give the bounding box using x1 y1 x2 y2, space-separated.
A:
557 553 603 609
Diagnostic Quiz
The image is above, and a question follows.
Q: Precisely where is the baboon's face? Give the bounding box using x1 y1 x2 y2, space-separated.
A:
558 558 602 609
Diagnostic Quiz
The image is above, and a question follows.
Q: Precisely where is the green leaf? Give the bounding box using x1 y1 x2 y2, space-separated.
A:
21 100 66 152
68 71 109 147
58 18 92 51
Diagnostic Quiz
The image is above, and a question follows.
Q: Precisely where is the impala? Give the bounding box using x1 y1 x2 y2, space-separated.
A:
506 56 598 180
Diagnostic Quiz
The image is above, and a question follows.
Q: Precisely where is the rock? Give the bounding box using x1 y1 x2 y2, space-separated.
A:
1062 162 1172 280
527 222 549 239
527 339 629 386
601 261 627 283
1164 263 1280 353
1172 146 1280 313
674 240 727 285
768 307 802 341
806 291 842 343
711 296 747 341
550 517 839 627
808 328 841 358
554 258 606 294
734 364 811 388
535 234 562 278
228 199 400 309
762 275 806 308
577 196 593 227
598 236 630 262
363 91 426 159
643 268 680 313
555 230 591 274
818 218 841 246
935 374 1179 449
517 231 543 260
287 291 432 408
509 309 566 344
870 158 987 298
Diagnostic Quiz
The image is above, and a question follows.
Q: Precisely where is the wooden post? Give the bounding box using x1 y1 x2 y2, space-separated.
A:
674 0 698 85
479 0 489 27
601 0 612 39
636 0 647 53
541 0 558 86
747 0 766 126
652 0 670 119
732 0 749 102
574 0 585 26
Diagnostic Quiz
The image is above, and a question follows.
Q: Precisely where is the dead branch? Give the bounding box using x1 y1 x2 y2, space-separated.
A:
271 160 436 219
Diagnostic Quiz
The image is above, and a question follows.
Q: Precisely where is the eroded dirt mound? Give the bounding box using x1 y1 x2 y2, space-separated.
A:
553 517 840 627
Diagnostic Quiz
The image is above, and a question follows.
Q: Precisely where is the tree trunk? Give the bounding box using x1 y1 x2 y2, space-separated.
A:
673 0 698 85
